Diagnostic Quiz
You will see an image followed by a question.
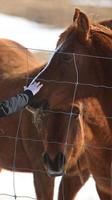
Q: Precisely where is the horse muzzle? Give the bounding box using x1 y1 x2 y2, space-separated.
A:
42 152 66 177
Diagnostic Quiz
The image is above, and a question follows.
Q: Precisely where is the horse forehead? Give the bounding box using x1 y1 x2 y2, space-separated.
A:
30 43 64 84
31 33 78 83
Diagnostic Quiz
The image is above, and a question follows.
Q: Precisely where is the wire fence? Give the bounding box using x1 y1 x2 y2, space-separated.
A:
0 46 112 200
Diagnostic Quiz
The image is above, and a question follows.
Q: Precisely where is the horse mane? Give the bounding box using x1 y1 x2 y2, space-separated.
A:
90 24 112 57
57 14 112 54
92 23 112 36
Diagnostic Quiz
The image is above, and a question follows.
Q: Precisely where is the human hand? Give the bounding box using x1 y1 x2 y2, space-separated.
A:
24 82 43 95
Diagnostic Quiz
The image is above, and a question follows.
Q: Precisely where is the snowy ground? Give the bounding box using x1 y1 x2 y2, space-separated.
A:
0 13 63 51
0 170 100 200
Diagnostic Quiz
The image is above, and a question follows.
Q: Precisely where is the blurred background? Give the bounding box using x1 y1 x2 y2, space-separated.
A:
0 0 112 27
0 0 111 200
0 0 111 61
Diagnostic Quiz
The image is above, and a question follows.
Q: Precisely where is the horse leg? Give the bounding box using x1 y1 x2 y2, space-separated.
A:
86 152 112 200
33 172 54 200
58 169 90 200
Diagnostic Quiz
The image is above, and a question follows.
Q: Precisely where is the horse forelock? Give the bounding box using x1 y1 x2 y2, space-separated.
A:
26 106 46 133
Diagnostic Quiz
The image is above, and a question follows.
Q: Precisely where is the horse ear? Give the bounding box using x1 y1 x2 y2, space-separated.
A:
73 8 80 22
76 11 90 42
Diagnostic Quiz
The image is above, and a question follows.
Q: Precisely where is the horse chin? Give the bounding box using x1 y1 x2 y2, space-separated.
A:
47 169 64 177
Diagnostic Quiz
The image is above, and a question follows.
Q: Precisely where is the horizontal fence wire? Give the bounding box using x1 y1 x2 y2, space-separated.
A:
0 194 36 200
0 46 112 199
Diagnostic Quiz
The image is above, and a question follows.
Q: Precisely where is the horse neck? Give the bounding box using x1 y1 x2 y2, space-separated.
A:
91 30 112 86
75 46 112 117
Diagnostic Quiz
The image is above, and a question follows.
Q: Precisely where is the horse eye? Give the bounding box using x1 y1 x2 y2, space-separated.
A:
72 106 80 118
29 99 49 109
62 54 73 62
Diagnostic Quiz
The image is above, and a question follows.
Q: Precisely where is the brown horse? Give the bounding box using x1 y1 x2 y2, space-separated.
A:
0 39 56 199
0 17 111 199
30 9 112 199
0 38 89 200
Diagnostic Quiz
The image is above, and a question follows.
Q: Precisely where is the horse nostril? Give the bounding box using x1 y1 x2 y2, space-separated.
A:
42 152 51 165
55 152 66 167
42 152 66 173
